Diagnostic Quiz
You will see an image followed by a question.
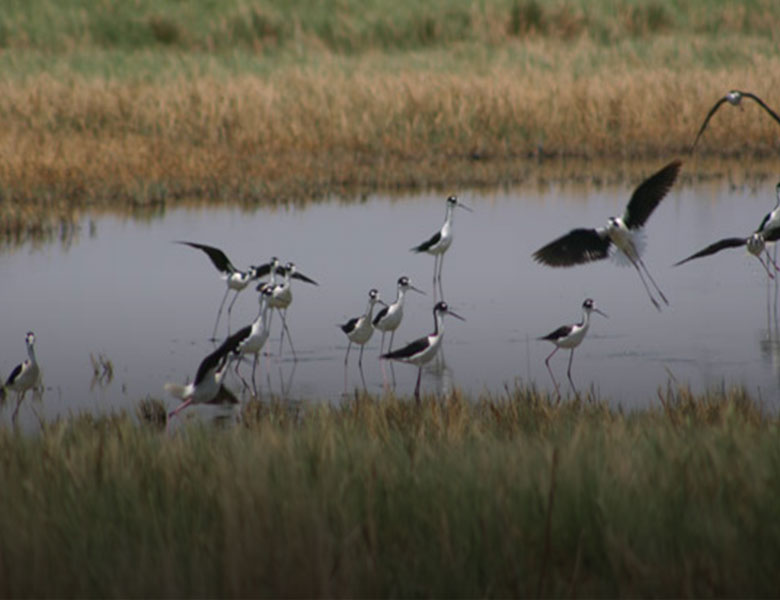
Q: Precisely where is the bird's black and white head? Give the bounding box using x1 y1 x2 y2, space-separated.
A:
434 301 466 321
582 298 608 319
369 288 380 303
25 331 35 347
285 262 296 274
747 232 766 256
726 90 743 105
446 194 473 213
398 275 425 295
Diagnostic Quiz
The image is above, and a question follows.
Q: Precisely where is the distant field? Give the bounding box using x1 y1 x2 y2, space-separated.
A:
1 0 780 241
1 388 779 597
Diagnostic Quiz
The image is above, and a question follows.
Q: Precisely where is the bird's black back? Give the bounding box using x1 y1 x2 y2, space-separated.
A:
372 305 390 326
623 160 682 230
5 363 23 386
193 332 243 385
540 325 573 342
340 317 360 334
382 336 429 360
412 231 441 253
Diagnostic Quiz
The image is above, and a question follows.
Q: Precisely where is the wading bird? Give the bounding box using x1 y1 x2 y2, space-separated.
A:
176 241 265 339
257 262 318 360
1 331 41 424
411 195 473 287
373 276 425 354
674 229 780 278
756 182 780 239
540 298 607 395
532 160 682 311
380 301 465 403
690 90 780 153
231 286 275 396
164 334 240 423
339 289 384 367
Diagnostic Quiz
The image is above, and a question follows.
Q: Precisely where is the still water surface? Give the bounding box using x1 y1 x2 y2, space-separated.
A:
2 177 780 426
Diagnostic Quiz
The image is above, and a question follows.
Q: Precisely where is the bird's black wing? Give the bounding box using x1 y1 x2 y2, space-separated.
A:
381 337 428 361
291 271 318 285
757 211 772 233
623 160 682 230
411 231 441 253
764 228 780 243
194 331 244 385
340 318 360 334
177 241 235 274
539 325 573 342
690 96 729 152
673 237 747 266
372 305 390 326
532 228 611 267
743 92 780 127
5 363 23 387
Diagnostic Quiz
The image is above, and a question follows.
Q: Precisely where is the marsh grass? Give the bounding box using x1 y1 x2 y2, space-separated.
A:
1 386 779 597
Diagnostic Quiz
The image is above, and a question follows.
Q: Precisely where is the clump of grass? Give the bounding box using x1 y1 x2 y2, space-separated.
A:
0 387 779 596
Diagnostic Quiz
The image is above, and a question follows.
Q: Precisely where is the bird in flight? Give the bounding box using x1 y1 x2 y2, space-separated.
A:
690 90 780 153
532 160 682 311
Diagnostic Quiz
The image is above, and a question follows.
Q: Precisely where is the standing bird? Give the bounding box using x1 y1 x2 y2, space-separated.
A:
380 301 465 403
690 90 780 153
411 195 473 287
164 333 241 423
257 262 318 360
176 241 265 339
756 181 780 238
674 229 780 278
532 160 682 311
373 276 425 354
339 289 384 367
540 298 607 395
231 285 275 396
1 331 41 424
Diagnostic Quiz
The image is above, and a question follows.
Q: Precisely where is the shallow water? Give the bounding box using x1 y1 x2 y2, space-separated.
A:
2 174 780 427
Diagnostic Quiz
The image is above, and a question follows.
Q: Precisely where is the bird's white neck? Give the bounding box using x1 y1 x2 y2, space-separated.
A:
395 287 406 305
27 342 36 363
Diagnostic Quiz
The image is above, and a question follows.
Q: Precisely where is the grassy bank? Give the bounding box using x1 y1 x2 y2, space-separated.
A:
1 387 779 596
1 1 780 242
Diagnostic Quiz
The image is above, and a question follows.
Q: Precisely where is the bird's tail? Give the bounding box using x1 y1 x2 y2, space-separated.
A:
163 382 189 400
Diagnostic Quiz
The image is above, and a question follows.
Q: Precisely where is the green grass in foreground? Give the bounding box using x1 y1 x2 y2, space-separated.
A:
1 386 779 597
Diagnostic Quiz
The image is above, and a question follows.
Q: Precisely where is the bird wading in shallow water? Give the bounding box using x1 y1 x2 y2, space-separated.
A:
1 331 42 425
373 276 425 355
339 289 385 368
411 195 473 291
533 160 682 311
690 90 780 153
380 301 465 403
540 298 607 396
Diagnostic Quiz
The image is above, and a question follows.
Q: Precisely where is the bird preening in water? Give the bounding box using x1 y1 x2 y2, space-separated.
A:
380 300 465 403
532 160 682 311
411 195 472 293
1 331 42 425
690 90 780 153
539 298 607 395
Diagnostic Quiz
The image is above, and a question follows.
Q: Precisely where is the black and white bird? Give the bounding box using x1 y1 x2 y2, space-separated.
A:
164 334 240 423
533 160 682 311
539 298 607 394
373 276 425 354
674 229 780 278
1 331 42 424
339 289 384 367
411 195 473 285
257 261 318 360
231 285 275 396
176 241 266 339
380 301 465 402
756 181 780 239
690 90 780 153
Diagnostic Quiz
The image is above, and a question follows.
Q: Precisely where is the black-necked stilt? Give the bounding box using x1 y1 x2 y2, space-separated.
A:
411 195 472 285
257 262 318 361
540 298 607 394
373 276 425 354
1 331 41 424
674 229 780 278
756 182 780 238
380 301 465 402
691 90 780 153
533 160 681 311
339 289 384 367
164 333 240 423
231 286 275 395
176 241 267 339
